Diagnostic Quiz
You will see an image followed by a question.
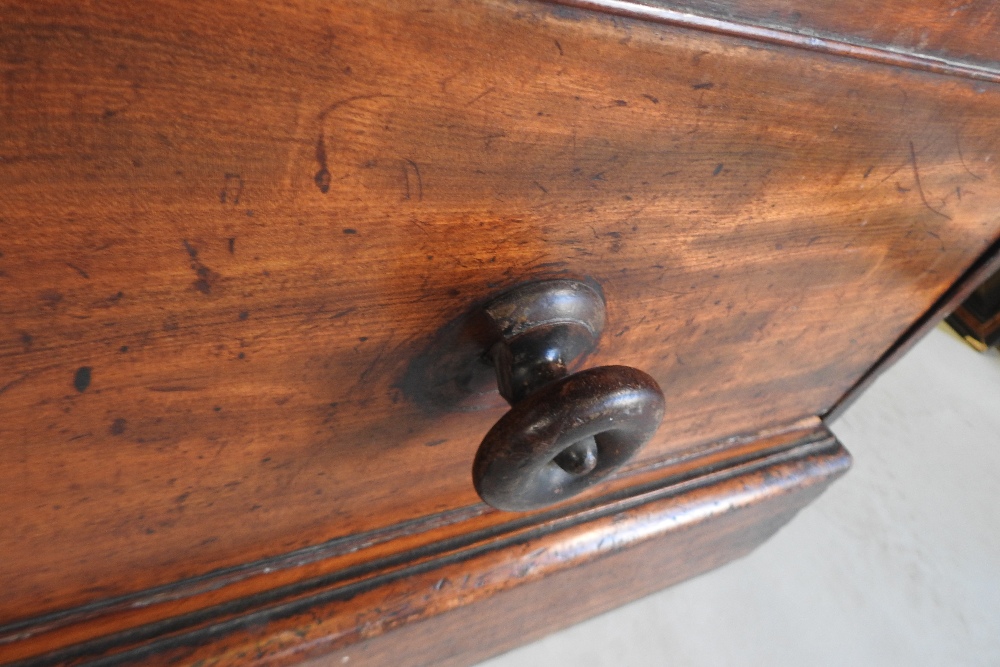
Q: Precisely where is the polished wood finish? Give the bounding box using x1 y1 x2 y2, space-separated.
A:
2 0 999 662
2 0 999 628
475 365 664 510
304 438 845 667
556 0 1000 84
472 279 665 511
630 0 1000 73
826 236 1000 421
3 423 849 665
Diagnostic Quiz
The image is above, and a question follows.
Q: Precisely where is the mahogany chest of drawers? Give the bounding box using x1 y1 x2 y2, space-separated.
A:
2 0 999 664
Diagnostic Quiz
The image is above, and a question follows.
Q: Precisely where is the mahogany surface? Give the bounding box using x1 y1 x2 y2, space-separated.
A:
6 424 849 665
1 0 999 662
303 439 847 667
633 0 1000 73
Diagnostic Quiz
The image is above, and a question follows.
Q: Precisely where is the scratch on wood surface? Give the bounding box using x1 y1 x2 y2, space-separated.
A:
956 129 985 181
66 263 90 279
403 159 423 201
909 141 952 221
219 173 243 204
0 373 29 396
465 87 496 106
313 94 397 194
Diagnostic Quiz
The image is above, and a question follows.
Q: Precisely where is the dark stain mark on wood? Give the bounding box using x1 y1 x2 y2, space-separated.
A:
193 273 214 294
713 163 724 176
863 165 874 178
228 238 236 254
220 173 243 205
73 367 92 393
119 346 129 353
692 82 714 90
67 263 90 279
314 135 331 193
20 332 33 350
479 131 507 149
642 94 659 103
613 99 628 106
110 418 127 435
533 181 548 194
238 311 249 321
181 239 221 294
40 290 63 308
554 39 563 55
331 307 357 319
343 228 357 234
909 140 952 220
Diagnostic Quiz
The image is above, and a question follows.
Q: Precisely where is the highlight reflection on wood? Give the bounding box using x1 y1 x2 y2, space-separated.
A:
1 0 999 663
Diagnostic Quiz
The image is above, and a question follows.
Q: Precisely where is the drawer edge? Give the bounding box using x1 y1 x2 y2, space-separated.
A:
6 425 850 666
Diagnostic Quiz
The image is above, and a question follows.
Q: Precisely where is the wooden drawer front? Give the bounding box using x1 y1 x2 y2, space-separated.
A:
1 0 999 627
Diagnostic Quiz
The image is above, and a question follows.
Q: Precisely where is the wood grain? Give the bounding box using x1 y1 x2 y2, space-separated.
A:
0 417 823 663
614 0 1000 74
1 0 999 634
304 443 844 667
3 425 850 665
827 235 1000 420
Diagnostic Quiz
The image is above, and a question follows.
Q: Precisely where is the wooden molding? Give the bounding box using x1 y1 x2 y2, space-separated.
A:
2 423 849 665
547 0 1000 83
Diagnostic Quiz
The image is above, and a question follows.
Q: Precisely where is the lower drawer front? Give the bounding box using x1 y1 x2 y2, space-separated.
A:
1 0 999 632
5 425 851 664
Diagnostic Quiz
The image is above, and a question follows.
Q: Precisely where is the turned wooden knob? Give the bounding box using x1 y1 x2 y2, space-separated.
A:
472 280 665 512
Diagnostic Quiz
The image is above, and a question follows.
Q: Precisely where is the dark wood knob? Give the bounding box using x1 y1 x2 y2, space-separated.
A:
472 280 665 512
